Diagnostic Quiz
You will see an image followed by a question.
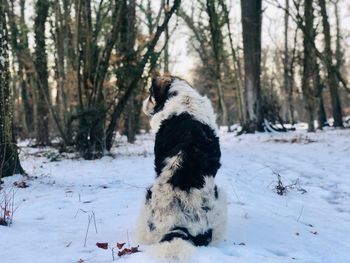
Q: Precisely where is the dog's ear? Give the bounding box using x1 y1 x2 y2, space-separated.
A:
151 70 161 80
151 75 173 104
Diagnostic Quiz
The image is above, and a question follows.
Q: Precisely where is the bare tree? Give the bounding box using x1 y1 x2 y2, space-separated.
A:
283 0 294 124
164 0 170 73
319 0 343 127
105 0 182 151
301 0 317 131
52 0 68 127
240 0 263 132
315 58 327 129
73 0 124 158
334 0 343 71
34 0 50 145
5 0 35 136
116 0 138 143
206 0 229 128
0 0 25 177
219 0 245 124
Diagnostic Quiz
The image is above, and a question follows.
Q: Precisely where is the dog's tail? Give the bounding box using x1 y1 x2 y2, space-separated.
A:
149 227 212 261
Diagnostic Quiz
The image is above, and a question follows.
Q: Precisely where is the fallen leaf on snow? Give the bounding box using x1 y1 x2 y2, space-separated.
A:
118 246 140 257
117 242 126 249
96 242 109 249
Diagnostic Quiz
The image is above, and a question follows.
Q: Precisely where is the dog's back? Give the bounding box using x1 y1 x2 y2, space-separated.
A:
136 76 227 260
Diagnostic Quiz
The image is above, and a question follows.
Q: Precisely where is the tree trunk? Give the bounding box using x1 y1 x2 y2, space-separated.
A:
18 0 33 135
288 27 298 125
219 0 245 124
283 0 293 124
164 0 170 73
301 0 316 132
0 1 25 177
53 0 68 127
75 0 123 158
125 95 137 144
240 0 263 132
34 0 50 145
108 0 137 144
19 65 34 134
315 64 327 129
206 0 229 128
5 0 34 136
319 0 343 127
334 0 342 70
105 0 181 151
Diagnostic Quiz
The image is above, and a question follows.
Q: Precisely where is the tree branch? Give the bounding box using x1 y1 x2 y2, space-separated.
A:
105 0 181 150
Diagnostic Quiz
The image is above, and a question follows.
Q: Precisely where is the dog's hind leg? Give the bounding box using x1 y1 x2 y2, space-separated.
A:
135 187 156 244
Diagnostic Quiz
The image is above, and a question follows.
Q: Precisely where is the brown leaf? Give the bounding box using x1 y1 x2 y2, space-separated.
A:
96 242 109 249
123 248 132 253
116 242 125 249
130 246 140 253
117 246 140 257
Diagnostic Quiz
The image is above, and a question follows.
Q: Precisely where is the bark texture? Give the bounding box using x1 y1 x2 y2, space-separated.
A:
0 0 25 177
241 0 263 132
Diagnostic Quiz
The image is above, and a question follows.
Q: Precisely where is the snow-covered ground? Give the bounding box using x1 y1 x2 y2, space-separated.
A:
1 128 350 263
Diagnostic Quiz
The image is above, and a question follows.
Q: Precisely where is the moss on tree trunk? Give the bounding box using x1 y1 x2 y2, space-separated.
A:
0 0 25 178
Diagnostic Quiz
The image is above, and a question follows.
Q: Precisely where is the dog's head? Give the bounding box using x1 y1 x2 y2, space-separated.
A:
143 74 218 133
142 75 177 116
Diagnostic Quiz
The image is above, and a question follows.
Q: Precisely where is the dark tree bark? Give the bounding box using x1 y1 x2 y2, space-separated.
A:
19 1 34 134
319 0 343 127
219 0 245 124
5 0 34 135
315 62 327 129
206 0 229 128
164 0 170 73
283 0 294 124
0 0 25 177
334 0 342 70
117 0 138 143
19 66 34 134
240 0 263 132
63 0 76 71
287 25 300 126
301 0 316 132
34 0 50 145
52 0 68 127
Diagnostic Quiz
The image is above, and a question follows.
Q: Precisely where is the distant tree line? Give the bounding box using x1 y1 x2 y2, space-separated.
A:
1 0 350 177
181 0 349 133
2 0 180 164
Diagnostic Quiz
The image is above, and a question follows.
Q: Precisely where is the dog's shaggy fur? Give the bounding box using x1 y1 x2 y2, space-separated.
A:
136 76 227 260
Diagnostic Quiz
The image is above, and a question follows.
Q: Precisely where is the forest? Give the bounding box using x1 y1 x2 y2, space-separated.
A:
1 0 350 175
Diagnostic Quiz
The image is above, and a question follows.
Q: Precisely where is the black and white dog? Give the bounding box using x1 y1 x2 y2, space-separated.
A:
136 75 227 259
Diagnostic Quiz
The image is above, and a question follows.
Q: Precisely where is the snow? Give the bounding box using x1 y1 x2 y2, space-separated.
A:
1 128 350 263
